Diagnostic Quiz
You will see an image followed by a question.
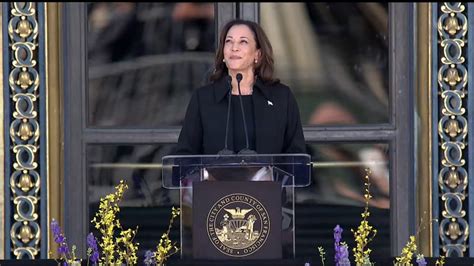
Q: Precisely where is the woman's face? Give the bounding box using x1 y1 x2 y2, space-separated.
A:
223 24 261 75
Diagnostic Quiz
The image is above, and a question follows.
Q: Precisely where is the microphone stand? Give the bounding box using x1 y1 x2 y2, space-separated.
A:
236 73 257 155
218 76 235 156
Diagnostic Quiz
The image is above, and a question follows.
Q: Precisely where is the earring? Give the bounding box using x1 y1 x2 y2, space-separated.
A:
254 59 258 64
223 58 226 62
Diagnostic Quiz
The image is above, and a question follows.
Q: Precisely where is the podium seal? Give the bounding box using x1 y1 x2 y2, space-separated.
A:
206 193 270 257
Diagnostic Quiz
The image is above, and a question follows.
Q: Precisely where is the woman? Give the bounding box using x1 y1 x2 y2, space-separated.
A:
175 19 306 155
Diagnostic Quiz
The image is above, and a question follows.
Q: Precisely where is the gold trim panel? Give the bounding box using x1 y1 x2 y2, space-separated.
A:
7 2 42 258
45 2 63 258
416 2 433 256
436 2 469 257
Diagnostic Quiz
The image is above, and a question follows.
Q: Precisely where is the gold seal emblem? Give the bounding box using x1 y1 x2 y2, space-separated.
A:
207 193 270 257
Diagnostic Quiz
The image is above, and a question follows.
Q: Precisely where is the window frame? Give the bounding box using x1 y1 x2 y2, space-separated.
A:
62 2 415 256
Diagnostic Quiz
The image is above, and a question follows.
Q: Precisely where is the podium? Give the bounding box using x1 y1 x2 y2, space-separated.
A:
162 154 311 260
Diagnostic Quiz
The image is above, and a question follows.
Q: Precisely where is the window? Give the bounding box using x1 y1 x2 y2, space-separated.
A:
63 3 414 256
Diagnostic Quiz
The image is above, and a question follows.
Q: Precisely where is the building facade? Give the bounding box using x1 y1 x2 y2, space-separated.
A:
1 2 472 260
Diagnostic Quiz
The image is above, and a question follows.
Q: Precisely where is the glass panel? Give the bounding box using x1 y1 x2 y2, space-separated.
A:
86 143 390 260
161 153 311 188
87 3 215 128
161 154 311 258
87 144 179 259
296 143 390 258
260 3 389 125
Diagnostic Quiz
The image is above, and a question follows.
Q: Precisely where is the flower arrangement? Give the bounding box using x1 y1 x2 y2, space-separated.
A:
394 211 435 265
144 206 181 266
315 169 449 266
323 168 417 266
395 235 417 265
50 218 81 265
86 232 100 265
394 232 432 266
50 180 183 266
50 177 452 265
49 221 102 265
91 180 140 265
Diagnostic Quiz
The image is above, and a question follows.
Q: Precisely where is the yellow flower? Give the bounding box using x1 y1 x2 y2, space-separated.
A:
351 169 377 265
154 207 181 264
435 255 445 266
395 235 417 264
91 180 139 265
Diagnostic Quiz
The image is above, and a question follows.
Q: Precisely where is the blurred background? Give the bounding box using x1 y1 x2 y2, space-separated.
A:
86 2 389 260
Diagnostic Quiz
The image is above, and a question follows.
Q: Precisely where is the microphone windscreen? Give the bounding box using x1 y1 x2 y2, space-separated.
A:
236 73 243 82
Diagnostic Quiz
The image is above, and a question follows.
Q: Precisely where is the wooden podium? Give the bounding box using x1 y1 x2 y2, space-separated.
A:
162 154 311 260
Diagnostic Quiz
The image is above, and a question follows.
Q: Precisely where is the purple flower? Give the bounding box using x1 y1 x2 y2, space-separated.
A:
334 225 350 266
144 250 156 266
58 244 69 256
51 219 61 238
334 225 343 244
337 244 351 266
87 232 100 264
50 219 69 257
334 225 343 264
416 254 427 266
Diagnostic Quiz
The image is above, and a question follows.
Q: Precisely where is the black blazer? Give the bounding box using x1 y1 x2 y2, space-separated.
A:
174 76 306 155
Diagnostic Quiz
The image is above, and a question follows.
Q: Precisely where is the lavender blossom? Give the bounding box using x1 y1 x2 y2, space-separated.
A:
87 233 100 264
334 225 350 266
334 225 343 244
337 243 351 266
334 225 343 265
58 244 70 257
144 250 156 266
50 219 70 257
416 254 427 266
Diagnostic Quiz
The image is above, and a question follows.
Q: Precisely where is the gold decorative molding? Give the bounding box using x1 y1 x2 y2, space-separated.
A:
436 2 468 257
7 2 41 258
416 2 432 257
45 2 63 258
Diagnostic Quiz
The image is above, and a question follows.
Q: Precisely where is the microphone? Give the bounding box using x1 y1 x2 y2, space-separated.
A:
218 75 235 155
236 73 257 155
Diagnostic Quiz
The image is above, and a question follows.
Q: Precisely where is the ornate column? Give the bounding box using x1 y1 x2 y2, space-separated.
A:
433 2 470 257
4 2 47 259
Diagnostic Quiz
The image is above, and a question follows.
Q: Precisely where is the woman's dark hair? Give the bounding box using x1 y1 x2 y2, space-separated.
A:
209 19 279 84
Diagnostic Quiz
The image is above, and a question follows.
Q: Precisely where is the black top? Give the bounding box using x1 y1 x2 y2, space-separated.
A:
174 76 306 155
231 95 255 152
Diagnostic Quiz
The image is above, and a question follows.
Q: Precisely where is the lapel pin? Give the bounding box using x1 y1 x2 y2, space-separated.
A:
267 100 273 106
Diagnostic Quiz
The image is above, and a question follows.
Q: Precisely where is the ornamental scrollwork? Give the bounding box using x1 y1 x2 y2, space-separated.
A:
7 2 42 259
437 2 469 257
